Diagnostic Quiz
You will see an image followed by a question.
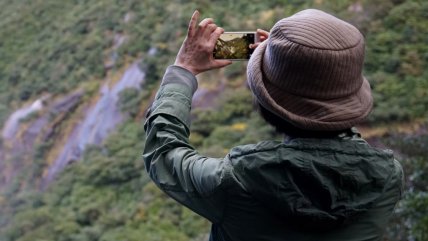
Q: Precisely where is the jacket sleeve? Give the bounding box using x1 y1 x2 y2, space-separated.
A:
143 66 233 223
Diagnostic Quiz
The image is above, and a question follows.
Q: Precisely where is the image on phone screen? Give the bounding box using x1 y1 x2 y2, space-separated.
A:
213 32 255 60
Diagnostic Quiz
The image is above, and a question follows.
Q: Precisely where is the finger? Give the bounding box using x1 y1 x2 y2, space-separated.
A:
187 10 200 38
198 18 214 29
204 23 218 39
207 23 218 33
256 29 269 43
208 27 224 48
250 43 260 49
257 28 270 38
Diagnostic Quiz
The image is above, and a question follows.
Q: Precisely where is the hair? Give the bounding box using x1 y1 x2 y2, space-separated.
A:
255 101 349 138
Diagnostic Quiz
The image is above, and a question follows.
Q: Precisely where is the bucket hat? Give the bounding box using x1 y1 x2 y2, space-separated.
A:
247 9 372 131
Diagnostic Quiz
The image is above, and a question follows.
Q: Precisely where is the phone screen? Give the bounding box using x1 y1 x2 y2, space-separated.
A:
213 32 255 60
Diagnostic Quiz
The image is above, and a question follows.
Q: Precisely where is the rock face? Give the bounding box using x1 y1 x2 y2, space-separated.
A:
0 62 145 190
2 98 46 140
0 91 82 190
44 62 145 184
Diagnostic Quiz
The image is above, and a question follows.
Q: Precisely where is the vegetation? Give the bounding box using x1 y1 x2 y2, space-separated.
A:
0 0 427 240
383 133 428 240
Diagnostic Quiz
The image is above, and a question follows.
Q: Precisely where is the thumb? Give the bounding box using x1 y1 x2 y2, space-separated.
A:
213 59 233 68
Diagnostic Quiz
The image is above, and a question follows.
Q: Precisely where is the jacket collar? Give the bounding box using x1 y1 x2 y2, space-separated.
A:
284 127 362 143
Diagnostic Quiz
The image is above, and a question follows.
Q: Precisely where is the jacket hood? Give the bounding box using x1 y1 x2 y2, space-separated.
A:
230 136 397 230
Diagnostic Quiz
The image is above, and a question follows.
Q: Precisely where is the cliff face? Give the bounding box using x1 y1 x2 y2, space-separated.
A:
0 62 144 188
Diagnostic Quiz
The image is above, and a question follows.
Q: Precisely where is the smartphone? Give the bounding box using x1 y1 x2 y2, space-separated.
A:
213 32 256 60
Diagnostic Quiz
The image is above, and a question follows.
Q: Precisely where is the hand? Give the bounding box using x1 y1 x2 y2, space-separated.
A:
250 29 269 49
174 10 232 76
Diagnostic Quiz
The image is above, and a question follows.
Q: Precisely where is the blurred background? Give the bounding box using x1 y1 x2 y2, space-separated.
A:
0 0 427 240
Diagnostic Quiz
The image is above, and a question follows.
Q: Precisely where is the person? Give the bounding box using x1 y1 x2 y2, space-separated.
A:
143 9 404 241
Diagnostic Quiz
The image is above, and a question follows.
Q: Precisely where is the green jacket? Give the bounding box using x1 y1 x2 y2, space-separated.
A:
143 66 404 241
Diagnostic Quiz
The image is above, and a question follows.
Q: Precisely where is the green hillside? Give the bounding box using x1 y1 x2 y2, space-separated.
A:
0 0 427 240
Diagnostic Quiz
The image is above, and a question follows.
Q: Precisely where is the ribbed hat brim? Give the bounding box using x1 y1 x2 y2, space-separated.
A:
247 40 373 131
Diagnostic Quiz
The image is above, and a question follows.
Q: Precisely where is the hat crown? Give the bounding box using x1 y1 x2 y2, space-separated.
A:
275 9 362 50
263 9 365 99
246 9 373 131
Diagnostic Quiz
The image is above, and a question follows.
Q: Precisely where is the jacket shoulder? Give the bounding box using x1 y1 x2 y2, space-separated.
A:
228 140 284 159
